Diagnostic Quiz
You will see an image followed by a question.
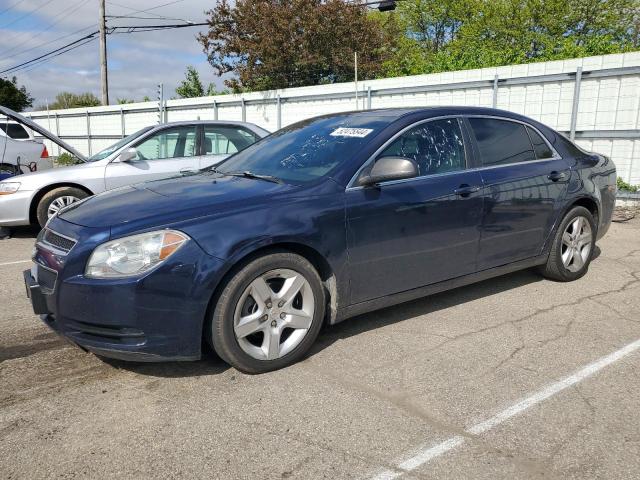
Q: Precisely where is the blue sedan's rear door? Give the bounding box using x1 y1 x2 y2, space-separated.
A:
465 117 570 270
345 117 484 305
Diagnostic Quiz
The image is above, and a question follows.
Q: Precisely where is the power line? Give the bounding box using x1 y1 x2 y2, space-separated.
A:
0 31 98 75
0 0 56 29
106 0 194 25
108 23 208 34
106 14 193 22
0 23 207 76
106 0 188 19
0 24 95 62
0 0 28 17
10 37 98 76
0 0 93 60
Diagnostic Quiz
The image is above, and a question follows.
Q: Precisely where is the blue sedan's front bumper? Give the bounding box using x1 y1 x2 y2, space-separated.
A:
25 222 226 362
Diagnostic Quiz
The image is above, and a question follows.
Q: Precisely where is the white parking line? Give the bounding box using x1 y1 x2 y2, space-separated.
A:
371 338 640 480
0 259 31 267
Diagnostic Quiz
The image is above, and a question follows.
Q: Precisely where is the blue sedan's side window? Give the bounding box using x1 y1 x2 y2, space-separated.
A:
468 118 537 166
380 118 466 177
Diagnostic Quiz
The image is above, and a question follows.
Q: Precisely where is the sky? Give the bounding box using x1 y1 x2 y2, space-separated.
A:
0 0 227 110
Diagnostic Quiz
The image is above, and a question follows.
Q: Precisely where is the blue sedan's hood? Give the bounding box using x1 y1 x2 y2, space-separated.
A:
60 173 296 229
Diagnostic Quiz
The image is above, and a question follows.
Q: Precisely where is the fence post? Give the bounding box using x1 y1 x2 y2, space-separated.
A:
54 113 60 156
241 97 246 122
367 86 372 110
570 67 583 141
85 110 91 156
277 95 282 130
213 99 218 120
157 83 164 124
120 108 125 138
492 74 499 108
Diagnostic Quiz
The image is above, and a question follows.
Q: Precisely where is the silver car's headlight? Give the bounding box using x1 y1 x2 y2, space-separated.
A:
86 230 189 278
0 182 20 195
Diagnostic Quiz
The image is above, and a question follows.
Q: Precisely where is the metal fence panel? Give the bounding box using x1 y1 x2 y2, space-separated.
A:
18 51 640 184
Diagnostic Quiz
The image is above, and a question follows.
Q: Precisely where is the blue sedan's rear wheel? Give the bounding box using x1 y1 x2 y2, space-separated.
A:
539 206 596 281
210 252 325 373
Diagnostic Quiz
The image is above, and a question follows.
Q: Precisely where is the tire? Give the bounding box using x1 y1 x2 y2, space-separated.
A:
210 252 326 374
36 187 89 228
539 206 597 282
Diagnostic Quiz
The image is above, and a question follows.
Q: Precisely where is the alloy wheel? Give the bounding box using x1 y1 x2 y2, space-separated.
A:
561 216 592 273
233 268 315 361
47 195 80 218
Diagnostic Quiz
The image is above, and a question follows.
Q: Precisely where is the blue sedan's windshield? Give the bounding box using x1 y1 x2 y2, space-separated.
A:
215 114 393 184
87 127 153 162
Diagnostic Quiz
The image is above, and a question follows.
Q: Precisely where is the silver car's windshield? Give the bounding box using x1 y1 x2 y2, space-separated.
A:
87 127 153 162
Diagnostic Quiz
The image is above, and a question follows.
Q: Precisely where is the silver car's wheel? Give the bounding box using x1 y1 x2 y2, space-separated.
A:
233 268 315 361
37 187 90 228
560 215 592 272
47 195 80 218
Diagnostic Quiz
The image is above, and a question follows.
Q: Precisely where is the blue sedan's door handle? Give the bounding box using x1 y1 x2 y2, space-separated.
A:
548 171 568 182
454 184 481 197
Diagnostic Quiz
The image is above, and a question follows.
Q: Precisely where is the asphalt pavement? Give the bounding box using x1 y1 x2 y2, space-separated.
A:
1 218 640 479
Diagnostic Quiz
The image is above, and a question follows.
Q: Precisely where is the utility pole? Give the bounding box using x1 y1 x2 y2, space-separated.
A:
354 51 358 110
99 0 109 105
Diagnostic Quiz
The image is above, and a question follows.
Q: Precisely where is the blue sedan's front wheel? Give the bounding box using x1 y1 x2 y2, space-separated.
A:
210 252 326 373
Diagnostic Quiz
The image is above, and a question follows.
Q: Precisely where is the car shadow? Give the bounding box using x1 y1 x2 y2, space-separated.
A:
100 349 231 378
2 225 40 239
309 268 545 356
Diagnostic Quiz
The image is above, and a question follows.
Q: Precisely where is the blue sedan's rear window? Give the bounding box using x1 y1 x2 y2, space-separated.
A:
216 114 393 184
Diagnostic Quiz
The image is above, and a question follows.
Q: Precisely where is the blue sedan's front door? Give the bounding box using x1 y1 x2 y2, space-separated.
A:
345 117 484 305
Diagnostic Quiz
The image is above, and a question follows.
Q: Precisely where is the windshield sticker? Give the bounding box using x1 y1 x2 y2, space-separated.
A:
330 127 373 138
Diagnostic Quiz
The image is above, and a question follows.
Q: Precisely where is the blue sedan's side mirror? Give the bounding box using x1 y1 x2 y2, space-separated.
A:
358 156 419 187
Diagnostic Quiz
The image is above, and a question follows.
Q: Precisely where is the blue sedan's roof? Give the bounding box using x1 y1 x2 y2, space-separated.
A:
332 106 527 120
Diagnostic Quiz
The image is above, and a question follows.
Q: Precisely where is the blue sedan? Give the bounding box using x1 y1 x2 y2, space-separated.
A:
24 107 616 373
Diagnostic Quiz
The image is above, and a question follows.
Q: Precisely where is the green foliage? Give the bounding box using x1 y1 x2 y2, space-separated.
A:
198 0 389 92
176 66 227 98
376 0 639 77
54 152 81 167
117 98 135 104
0 76 33 112
617 177 639 193
47 92 101 110
142 95 151 102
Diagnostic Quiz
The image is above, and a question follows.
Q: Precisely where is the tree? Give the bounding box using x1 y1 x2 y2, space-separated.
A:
117 98 135 104
0 76 33 112
176 66 212 97
197 0 390 92
47 92 101 110
378 0 639 77
176 66 228 98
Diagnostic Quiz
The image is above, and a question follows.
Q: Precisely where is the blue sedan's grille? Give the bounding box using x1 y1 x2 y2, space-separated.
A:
43 229 76 253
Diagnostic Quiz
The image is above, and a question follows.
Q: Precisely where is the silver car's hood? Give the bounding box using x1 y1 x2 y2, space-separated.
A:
11 160 106 190
0 106 87 161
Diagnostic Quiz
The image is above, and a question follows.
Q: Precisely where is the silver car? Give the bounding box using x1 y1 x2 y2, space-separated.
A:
0 107 269 227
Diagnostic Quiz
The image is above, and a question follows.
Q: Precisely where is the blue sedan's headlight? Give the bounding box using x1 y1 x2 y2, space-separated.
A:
85 230 189 278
